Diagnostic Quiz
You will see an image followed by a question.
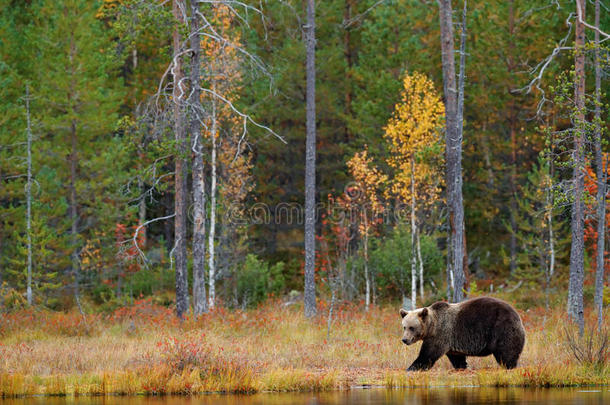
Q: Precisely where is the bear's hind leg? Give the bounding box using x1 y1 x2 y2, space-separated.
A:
494 352 519 370
493 351 518 369
446 353 467 370
493 331 524 369
493 338 523 369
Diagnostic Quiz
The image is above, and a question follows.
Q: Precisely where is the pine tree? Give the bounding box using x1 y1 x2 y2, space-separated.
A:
33 0 124 306
7 196 67 307
508 156 569 309
351 0 439 154
0 0 35 288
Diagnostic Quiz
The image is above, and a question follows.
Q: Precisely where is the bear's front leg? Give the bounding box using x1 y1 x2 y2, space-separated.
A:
407 340 446 371
446 353 468 370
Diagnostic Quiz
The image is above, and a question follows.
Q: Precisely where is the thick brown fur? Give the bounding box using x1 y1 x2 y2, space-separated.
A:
400 297 525 371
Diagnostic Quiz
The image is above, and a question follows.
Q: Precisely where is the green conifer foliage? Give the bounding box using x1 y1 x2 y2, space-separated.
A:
506 156 569 303
31 0 125 298
7 197 66 307
0 0 35 286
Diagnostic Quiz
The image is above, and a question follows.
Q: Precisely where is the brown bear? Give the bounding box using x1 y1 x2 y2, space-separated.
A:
400 297 525 371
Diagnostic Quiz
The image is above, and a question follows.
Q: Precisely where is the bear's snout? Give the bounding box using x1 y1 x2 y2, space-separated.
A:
401 338 413 345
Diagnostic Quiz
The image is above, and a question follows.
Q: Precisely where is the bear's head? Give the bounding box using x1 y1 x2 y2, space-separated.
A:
399 307 429 345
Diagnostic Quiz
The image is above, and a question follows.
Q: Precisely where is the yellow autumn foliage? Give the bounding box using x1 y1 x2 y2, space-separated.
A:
347 148 387 214
346 148 387 237
202 5 252 222
384 71 445 209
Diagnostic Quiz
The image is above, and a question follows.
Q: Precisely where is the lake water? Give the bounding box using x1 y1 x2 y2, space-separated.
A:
1 388 608 405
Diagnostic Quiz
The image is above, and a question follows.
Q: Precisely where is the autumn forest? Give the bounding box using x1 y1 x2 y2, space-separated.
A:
0 0 609 396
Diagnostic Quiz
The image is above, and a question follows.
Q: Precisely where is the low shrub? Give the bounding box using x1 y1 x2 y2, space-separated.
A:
563 323 609 368
234 255 286 309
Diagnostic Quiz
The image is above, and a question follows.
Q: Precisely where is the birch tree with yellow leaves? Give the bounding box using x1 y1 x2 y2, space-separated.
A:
384 72 444 309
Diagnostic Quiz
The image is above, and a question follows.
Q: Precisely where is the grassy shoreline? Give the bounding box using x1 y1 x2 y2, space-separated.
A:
1 299 608 397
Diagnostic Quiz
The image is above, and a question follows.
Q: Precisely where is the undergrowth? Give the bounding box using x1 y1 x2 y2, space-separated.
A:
0 298 608 397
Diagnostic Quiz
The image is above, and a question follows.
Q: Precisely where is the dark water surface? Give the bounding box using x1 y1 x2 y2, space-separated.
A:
1 388 608 405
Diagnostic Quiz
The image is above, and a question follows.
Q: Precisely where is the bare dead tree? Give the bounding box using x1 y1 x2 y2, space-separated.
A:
129 50 148 252
119 1 284 316
69 121 81 313
547 142 556 311
514 8 574 117
593 0 606 332
208 84 218 310
508 0 518 275
173 0 189 319
24 84 33 306
575 0 610 39
437 0 467 302
190 0 208 316
304 0 317 318
456 0 468 294
567 0 586 336
363 213 371 310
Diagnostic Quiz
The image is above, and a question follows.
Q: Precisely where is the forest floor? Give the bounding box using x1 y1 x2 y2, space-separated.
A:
0 296 608 397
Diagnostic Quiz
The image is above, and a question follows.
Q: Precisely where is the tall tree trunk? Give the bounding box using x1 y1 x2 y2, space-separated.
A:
0 222 3 286
343 0 354 142
133 51 147 251
456 0 468 298
137 173 147 249
481 121 495 188
364 214 370 311
327 272 337 339
371 254 377 305
304 0 317 318
446 248 453 298
173 0 188 319
190 0 208 316
208 91 218 310
136 161 147 253
549 124 556 283
410 157 417 310
439 0 457 300
417 227 424 300
546 176 555 311
508 0 518 276
25 84 33 306
163 191 174 253
593 0 606 332
568 0 586 336
438 0 466 302
509 123 518 275
67 31 81 310
70 119 80 307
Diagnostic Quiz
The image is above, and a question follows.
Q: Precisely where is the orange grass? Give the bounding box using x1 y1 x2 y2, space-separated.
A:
0 298 608 397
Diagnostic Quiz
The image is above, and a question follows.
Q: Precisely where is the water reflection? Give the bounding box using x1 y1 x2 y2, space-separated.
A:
2 388 608 405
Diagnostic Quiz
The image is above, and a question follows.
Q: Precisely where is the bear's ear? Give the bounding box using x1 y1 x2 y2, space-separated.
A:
418 307 428 319
400 308 408 318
